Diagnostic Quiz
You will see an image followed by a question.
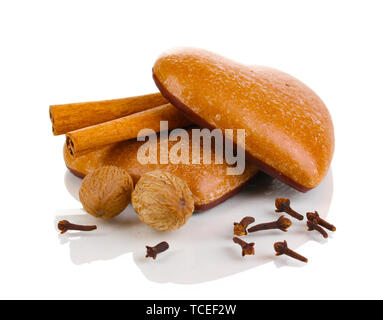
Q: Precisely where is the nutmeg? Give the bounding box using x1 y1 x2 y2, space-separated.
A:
132 170 194 231
79 166 133 218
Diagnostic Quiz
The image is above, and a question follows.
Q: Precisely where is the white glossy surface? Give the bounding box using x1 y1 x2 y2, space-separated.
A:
59 170 333 284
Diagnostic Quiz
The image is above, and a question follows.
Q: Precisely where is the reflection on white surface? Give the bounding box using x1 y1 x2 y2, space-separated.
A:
58 169 333 284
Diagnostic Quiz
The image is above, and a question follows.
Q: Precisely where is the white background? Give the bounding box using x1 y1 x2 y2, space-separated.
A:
0 0 382 299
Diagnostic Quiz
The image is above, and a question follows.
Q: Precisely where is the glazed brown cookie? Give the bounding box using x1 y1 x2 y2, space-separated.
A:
153 48 334 191
64 129 258 211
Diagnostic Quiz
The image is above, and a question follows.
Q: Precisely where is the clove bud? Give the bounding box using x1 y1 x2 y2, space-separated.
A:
275 198 304 220
233 216 255 236
307 211 336 232
146 241 170 259
233 237 255 257
274 241 308 263
248 215 292 233
57 220 97 234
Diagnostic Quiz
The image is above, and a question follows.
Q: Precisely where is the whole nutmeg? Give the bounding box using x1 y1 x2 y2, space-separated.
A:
132 170 194 231
79 166 133 218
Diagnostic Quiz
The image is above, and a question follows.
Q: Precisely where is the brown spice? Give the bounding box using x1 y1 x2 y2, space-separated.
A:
274 241 308 263
79 166 134 219
49 92 168 135
275 198 304 220
146 241 170 259
233 237 255 257
65 103 191 157
248 215 292 233
233 216 255 236
57 220 97 234
307 211 336 231
307 219 328 239
132 170 194 231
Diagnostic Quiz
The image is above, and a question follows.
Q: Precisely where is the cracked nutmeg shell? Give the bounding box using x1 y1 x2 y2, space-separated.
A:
79 166 134 218
132 170 194 231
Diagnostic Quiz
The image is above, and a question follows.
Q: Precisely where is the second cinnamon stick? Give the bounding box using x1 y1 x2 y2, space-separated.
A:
65 103 192 156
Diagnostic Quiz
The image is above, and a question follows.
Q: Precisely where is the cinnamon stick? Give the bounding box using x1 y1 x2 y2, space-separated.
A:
49 92 167 135
65 103 192 156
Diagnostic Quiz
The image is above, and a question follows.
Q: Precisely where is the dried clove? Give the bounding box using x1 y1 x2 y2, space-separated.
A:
307 211 336 232
57 220 97 234
146 241 170 259
233 216 255 236
275 198 304 220
274 240 308 263
307 219 328 239
233 237 255 257
248 215 292 233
